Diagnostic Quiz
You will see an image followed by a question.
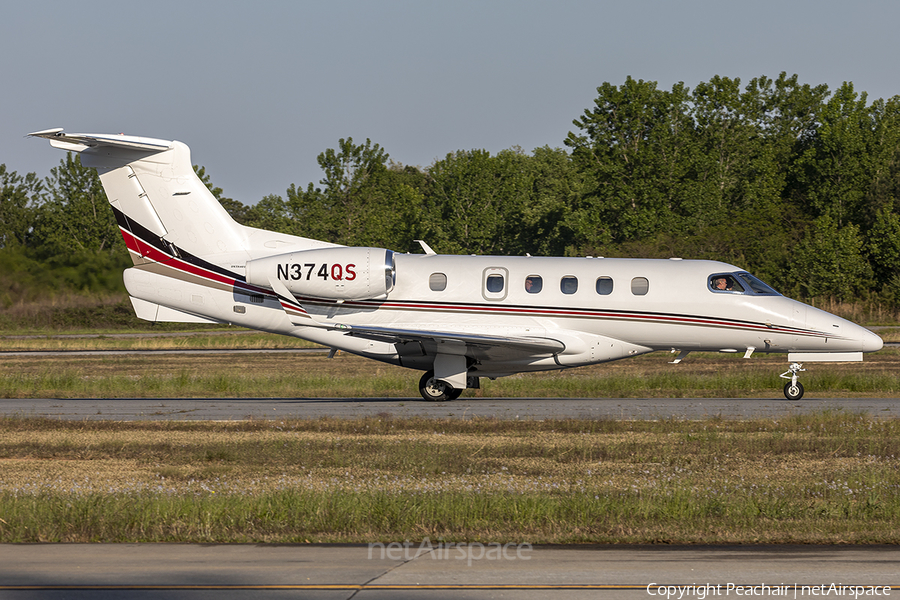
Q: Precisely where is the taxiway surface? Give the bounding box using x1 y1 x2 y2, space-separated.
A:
2 395 899 420
2 544 898 600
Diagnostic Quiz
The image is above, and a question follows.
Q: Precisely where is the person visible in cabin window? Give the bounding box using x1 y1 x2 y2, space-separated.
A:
525 276 542 294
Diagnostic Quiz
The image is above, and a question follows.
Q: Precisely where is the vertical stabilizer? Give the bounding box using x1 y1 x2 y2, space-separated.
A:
28 129 337 268
85 138 247 264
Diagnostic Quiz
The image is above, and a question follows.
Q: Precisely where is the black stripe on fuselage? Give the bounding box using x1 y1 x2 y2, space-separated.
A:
110 205 245 282
109 207 831 340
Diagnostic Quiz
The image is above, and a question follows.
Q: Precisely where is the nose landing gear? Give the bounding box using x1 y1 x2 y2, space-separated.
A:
779 362 806 400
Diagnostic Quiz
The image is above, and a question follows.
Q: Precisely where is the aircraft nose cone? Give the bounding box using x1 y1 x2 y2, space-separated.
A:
863 328 884 352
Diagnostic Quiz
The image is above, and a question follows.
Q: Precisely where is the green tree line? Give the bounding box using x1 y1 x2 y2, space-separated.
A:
3 73 900 308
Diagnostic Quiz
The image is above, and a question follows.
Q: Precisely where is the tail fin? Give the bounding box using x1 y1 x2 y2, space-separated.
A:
28 128 331 268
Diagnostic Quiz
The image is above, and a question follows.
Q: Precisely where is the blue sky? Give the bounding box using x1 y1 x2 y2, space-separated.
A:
4 0 900 203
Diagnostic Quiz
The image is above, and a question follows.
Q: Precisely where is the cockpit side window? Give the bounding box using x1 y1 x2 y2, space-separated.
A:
709 274 745 293
736 272 780 295
708 272 780 296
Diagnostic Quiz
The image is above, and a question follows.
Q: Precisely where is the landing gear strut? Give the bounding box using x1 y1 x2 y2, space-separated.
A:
418 370 463 402
779 362 806 400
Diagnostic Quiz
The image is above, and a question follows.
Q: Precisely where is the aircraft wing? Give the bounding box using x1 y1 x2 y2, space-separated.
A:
340 324 565 357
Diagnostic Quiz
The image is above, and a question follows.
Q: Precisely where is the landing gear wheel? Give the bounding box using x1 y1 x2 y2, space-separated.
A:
418 371 461 402
779 362 807 401
783 381 804 401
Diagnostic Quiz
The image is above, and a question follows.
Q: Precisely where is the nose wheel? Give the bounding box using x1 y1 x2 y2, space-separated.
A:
779 362 806 400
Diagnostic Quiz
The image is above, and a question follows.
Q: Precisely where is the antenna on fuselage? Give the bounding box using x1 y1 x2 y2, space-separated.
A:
415 240 436 255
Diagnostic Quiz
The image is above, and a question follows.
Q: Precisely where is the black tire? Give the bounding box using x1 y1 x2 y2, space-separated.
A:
783 381 804 401
418 371 457 402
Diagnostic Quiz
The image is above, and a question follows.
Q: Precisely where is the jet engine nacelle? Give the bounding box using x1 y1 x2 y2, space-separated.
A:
245 247 395 301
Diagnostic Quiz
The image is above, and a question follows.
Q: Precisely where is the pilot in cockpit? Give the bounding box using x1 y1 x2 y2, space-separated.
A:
713 276 732 291
712 275 749 292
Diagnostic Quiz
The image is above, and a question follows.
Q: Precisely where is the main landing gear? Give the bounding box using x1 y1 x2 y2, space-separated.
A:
418 371 463 402
779 362 806 400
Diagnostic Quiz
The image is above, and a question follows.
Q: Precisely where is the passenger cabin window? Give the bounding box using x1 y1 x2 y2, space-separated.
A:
561 276 578 295
525 275 542 294
631 277 649 295
595 277 613 295
429 273 447 292
482 267 509 301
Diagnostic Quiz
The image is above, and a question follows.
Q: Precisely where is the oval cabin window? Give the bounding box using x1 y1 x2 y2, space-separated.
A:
525 275 542 294
631 277 649 295
595 277 613 295
429 273 447 291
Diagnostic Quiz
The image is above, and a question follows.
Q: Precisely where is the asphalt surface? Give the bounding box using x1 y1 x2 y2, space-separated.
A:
3 395 900 420
2 544 898 600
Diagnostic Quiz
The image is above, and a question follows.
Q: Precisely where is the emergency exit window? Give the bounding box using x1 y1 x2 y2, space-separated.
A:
486 274 505 293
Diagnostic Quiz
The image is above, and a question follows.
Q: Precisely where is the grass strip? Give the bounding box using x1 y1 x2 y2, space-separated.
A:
1 349 898 398
1 412 899 544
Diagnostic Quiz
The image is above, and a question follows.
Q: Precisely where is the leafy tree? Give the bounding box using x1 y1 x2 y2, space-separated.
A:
33 153 121 255
688 76 794 224
794 82 876 227
565 77 693 247
866 206 900 289
426 148 534 255
245 194 298 235
284 182 329 239
315 137 390 243
789 216 870 300
863 101 900 226
523 146 582 256
284 138 428 251
285 138 386 243
0 165 43 248
348 164 426 252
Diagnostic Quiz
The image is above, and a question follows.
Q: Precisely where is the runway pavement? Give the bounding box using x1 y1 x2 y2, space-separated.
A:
1 544 898 600
2 395 900 421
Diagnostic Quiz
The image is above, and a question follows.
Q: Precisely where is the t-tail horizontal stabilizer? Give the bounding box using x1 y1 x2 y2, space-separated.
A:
27 129 172 153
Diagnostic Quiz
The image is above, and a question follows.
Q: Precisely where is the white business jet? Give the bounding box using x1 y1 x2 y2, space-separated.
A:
29 129 883 401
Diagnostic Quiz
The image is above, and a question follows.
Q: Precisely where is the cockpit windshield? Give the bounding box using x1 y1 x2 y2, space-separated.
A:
709 272 780 296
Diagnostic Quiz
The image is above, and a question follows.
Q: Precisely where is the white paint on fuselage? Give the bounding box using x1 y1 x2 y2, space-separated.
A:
288 253 879 370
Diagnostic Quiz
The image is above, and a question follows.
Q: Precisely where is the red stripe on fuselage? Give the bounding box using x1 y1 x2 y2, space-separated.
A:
119 228 308 315
118 228 832 340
